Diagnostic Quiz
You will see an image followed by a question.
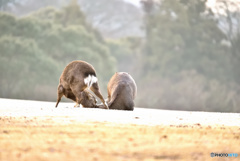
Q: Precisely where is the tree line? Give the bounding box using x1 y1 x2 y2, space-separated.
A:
1 0 240 112
0 1 116 101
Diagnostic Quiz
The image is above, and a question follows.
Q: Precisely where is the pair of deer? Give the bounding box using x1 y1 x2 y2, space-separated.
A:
55 60 137 111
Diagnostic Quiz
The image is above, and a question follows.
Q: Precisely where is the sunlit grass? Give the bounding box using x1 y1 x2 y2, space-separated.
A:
0 117 239 161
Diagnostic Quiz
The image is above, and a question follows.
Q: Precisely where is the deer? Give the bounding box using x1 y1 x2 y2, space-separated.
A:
100 72 137 111
55 60 108 109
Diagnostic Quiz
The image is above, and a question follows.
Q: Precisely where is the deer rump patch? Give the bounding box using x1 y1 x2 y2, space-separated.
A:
84 75 98 89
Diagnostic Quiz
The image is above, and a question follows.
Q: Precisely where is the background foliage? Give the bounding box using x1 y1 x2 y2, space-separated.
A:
136 0 240 112
0 1 116 101
1 0 240 112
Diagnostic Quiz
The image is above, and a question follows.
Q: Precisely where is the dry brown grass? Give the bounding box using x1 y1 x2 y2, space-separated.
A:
0 116 239 161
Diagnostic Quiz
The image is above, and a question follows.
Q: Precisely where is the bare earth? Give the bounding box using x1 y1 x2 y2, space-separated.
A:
0 98 239 161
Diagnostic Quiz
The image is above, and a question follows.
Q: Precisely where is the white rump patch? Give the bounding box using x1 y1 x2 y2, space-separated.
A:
84 75 98 89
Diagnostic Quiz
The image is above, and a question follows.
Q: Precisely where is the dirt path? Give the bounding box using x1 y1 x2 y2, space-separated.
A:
0 98 239 161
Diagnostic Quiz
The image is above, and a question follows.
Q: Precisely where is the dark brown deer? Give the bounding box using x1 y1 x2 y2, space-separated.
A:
55 60 108 109
103 72 137 111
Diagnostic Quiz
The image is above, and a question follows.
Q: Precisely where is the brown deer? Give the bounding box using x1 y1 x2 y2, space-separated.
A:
103 72 137 110
55 60 108 109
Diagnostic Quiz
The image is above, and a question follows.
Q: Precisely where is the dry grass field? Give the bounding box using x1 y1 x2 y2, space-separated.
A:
0 99 239 161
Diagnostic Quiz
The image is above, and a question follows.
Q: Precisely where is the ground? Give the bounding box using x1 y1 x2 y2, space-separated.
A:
0 98 239 161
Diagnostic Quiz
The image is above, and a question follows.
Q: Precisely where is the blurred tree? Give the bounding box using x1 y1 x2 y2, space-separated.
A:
4 0 144 38
107 37 142 73
210 0 240 83
5 0 65 15
29 2 116 83
0 1 116 101
141 0 233 82
137 0 240 112
0 35 60 99
77 0 144 38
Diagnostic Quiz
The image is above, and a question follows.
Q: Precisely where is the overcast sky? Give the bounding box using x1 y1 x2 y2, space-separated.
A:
123 0 141 7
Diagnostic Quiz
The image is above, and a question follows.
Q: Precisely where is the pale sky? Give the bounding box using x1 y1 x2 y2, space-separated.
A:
123 0 141 7
124 0 240 9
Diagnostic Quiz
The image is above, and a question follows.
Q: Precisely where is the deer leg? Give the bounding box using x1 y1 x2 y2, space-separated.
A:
72 90 83 107
55 85 64 108
70 84 84 108
74 103 80 107
90 83 108 109
55 94 63 108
